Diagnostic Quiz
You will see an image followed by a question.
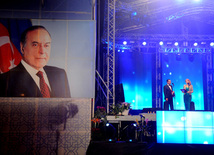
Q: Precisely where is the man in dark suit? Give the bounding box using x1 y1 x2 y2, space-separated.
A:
163 79 174 110
0 25 70 98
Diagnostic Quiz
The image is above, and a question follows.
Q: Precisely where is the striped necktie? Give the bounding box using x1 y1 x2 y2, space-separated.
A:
36 71 50 98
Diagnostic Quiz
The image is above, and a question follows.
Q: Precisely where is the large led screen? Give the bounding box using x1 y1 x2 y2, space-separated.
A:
162 54 204 110
116 52 153 110
157 111 214 144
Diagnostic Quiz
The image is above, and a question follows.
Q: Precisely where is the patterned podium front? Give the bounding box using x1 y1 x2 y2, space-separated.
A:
0 98 91 154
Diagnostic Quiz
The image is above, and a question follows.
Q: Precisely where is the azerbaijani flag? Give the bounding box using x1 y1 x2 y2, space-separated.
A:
0 19 32 73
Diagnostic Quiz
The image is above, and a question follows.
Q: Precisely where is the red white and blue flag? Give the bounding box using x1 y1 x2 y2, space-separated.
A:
0 19 32 74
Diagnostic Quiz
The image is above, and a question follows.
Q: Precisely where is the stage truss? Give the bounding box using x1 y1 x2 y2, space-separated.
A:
97 0 214 111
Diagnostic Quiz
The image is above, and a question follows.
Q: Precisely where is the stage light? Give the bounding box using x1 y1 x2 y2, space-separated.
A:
193 0 201 2
159 41 164 46
142 41 147 46
133 123 137 127
174 42 178 46
122 50 125 53
204 141 208 144
123 41 127 45
132 12 137 16
118 49 120 52
210 42 214 47
129 139 133 142
105 123 116 141
193 42 198 46
109 139 112 142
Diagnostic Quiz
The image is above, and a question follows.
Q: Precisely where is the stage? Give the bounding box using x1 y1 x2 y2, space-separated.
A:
88 110 214 155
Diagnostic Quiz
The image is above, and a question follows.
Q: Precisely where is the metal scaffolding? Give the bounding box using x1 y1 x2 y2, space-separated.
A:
207 51 214 110
107 0 116 112
156 47 162 108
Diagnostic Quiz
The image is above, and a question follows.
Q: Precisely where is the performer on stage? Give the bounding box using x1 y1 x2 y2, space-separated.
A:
163 79 175 110
182 79 193 111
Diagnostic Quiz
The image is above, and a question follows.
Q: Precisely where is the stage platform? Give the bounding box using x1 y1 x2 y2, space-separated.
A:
89 110 214 154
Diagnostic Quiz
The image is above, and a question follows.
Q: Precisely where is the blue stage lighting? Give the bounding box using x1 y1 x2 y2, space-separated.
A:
142 41 147 46
109 139 112 141
118 49 120 52
132 12 137 16
159 41 164 46
210 42 214 47
123 41 127 45
193 0 201 2
174 42 179 46
193 42 198 46
106 123 110 127
129 139 133 142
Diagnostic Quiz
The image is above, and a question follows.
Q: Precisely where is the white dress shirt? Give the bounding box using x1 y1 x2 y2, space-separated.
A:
21 60 51 91
167 84 172 90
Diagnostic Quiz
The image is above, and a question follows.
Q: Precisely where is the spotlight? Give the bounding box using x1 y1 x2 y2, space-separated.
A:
122 50 125 53
204 141 208 144
123 41 127 45
210 42 214 47
174 42 178 46
118 49 120 52
105 123 116 141
109 139 112 142
159 41 164 46
193 42 198 46
132 12 137 16
129 139 133 142
142 41 147 46
133 123 137 127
